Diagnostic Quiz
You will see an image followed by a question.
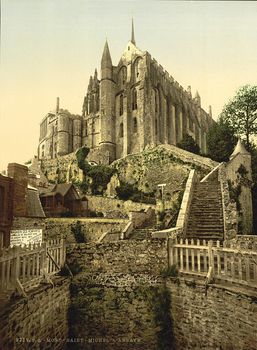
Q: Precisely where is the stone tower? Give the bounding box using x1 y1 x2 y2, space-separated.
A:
227 139 253 234
99 40 116 163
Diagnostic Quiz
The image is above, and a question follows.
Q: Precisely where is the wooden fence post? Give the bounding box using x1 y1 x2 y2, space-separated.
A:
14 246 21 283
208 240 214 276
61 238 66 267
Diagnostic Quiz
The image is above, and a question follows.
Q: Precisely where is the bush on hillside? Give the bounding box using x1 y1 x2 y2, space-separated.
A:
177 134 200 155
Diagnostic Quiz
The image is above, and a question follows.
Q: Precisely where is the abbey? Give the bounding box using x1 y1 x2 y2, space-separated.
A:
38 22 214 164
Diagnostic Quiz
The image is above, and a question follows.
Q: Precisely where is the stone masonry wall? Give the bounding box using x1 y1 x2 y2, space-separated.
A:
0 277 70 350
168 278 257 350
12 217 128 244
87 195 155 217
66 238 257 350
68 274 174 350
66 239 168 275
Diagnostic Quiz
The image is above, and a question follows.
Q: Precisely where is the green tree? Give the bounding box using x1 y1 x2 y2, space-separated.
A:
177 134 200 155
221 85 257 148
207 117 237 162
88 165 114 195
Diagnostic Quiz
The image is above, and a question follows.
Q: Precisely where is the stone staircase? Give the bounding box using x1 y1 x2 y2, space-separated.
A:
186 174 224 241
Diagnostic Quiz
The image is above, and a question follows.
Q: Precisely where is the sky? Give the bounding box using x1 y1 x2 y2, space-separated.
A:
1 0 257 170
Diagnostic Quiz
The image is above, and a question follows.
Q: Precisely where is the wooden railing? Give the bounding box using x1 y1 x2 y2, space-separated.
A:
0 239 66 294
168 238 257 288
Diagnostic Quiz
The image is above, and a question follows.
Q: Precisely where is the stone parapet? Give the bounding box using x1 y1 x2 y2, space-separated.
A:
176 169 198 232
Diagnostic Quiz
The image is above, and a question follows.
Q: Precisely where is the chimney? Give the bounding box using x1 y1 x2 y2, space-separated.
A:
56 97 60 114
7 163 28 217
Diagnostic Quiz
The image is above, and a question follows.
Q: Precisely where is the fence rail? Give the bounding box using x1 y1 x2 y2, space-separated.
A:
169 238 257 288
0 239 65 294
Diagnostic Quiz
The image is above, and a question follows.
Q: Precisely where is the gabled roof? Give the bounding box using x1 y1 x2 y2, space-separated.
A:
40 183 82 200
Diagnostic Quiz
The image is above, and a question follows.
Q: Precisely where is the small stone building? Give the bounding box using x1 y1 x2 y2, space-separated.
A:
40 184 88 217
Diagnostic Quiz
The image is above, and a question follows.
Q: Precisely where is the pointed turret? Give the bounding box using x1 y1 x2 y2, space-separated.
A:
101 40 113 81
209 105 212 118
230 138 249 160
101 40 112 68
56 97 60 114
194 91 201 106
88 76 93 91
131 18 136 45
94 68 98 81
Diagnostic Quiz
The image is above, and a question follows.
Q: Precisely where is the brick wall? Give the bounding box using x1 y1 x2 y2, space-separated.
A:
7 163 28 217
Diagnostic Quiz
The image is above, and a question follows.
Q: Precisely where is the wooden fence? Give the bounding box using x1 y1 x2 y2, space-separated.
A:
0 239 66 294
168 238 257 288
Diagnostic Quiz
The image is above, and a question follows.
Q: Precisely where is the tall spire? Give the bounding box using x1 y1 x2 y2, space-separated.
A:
101 39 112 68
131 18 136 45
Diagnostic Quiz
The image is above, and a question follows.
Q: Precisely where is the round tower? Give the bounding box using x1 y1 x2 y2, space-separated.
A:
73 118 82 151
57 113 70 156
99 40 116 163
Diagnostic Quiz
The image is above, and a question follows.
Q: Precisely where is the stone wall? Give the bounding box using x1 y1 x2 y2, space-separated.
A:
41 153 82 184
66 239 168 275
66 237 257 350
167 277 257 350
68 274 173 350
113 145 215 196
87 195 155 217
12 217 128 244
226 152 253 234
224 234 257 250
0 277 70 350
219 164 238 239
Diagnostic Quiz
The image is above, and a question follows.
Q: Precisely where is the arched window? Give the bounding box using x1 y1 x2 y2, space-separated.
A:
155 118 158 135
119 123 124 138
120 94 124 116
155 88 161 114
132 88 137 110
134 57 142 81
133 117 137 133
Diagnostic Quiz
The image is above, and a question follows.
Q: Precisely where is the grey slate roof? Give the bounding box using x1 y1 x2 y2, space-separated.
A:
27 186 46 218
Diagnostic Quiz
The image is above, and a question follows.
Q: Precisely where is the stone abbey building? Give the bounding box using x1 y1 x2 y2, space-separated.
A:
38 22 214 164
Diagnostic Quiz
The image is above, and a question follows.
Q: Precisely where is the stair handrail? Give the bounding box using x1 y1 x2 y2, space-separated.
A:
200 162 224 183
176 169 199 235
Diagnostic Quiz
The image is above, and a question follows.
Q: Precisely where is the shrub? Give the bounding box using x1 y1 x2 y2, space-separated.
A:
161 264 179 278
71 221 85 243
177 133 200 155
88 165 115 195
76 146 91 173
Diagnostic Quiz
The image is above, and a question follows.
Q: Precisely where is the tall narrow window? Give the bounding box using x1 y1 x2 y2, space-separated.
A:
119 123 124 138
120 94 124 116
132 88 137 110
85 121 88 136
133 117 137 133
155 89 158 113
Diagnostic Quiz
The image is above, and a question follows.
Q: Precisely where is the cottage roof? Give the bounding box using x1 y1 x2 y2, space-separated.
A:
40 183 83 201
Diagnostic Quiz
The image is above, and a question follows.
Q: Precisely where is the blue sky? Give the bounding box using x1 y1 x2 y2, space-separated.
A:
1 0 257 169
